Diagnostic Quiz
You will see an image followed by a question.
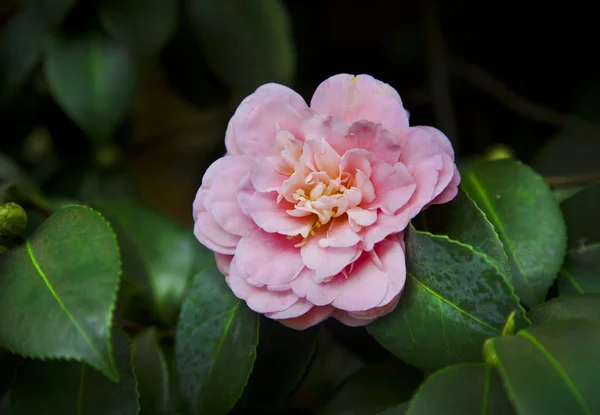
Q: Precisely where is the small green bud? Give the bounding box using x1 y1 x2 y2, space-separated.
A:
0 202 28 238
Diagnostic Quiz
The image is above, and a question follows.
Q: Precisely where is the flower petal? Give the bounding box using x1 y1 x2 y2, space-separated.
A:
362 209 411 251
247 190 314 237
319 219 361 248
310 74 409 140
215 253 233 276
235 231 305 286
193 211 239 255
430 165 461 205
265 298 314 320
278 305 334 330
226 83 311 156
301 227 359 281
348 121 402 166
363 161 416 215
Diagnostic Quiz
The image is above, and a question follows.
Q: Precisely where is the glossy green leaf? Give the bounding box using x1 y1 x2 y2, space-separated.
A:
45 33 139 146
368 226 526 370
0 349 21 399
528 294 600 324
132 328 169 415
10 331 138 415
175 266 259 414
94 201 212 324
320 358 422 415
561 183 600 247
462 159 567 307
406 363 514 415
99 0 178 56
0 206 121 381
485 320 600 415
244 317 319 406
420 187 510 280
558 243 600 295
185 0 295 92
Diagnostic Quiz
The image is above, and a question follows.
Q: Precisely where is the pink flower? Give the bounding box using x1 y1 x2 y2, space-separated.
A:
193 74 460 330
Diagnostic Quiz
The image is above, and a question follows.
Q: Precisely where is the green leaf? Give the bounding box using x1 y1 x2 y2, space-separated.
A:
185 0 295 93
485 320 600 415
0 203 27 239
175 266 259 414
0 206 121 381
406 363 514 415
528 294 600 324
45 33 139 146
10 330 139 415
368 226 526 370
244 317 319 406
378 402 409 415
561 183 600 247
320 359 422 415
132 328 169 415
99 0 178 57
0 153 48 208
462 159 567 307
94 201 212 324
22 0 77 30
558 244 600 295
0 349 22 399
532 133 600 177
420 187 511 280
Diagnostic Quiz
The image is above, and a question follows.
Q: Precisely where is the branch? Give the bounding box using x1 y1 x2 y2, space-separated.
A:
543 172 600 188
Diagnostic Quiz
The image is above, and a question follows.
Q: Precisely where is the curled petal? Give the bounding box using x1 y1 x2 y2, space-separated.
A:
194 211 239 255
265 298 314 320
363 161 416 215
278 305 334 330
301 227 359 281
362 209 411 251
247 191 314 237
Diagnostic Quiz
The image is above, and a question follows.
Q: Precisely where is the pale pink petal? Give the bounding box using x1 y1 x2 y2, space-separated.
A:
430 165 461 205
278 305 334 330
319 219 361 248
215 253 233 276
247 191 314 237
237 174 255 216
340 149 376 178
208 156 257 236
235 231 305 286
310 74 409 140
362 209 412 251
302 138 341 178
348 121 402 166
226 83 311 156
249 156 289 192
363 161 416 215
265 298 314 319
431 153 456 200
333 294 400 326
347 207 377 228
290 267 337 306
303 114 350 156
301 228 359 281
354 170 375 203
227 258 300 313
329 239 403 312
418 125 454 158
194 211 239 255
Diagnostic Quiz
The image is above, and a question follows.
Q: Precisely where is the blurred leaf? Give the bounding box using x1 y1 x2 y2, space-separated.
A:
406 363 514 415
420 187 511 280
378 402 409 415
532 133 600 177
99 0 178 57
0 206 121 381
485 320 600 415
244 317 319 406
132 328 169 415
528 294 600 324
175 265 259 414
0 349 21 399
45 32 139 146
462 159 567 307
368 225 526 371
554 186 584 203
561 182 600 247
22 0 78 30
10 330 139 415
0 152 48 208
320 358 422 415
185 0 295 93
558 243 600 295
94 200 212 324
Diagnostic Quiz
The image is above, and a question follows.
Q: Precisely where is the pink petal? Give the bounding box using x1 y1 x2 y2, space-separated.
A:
301 228 359 281
235 231 305 286
319 219 361 248
354 170 375 203
290 267 338 306
303 114 350 156
226 83 311 156
362 209 411 251
431 153 456 200
363 161 416 215
333 294 400 326
265 298 314 320
237 173 256 216
340 149 376 177
215 253 233 276
310 74 409 141
208 156 257 236
330 239 404 312
347 207 377 228
194 211 240 255
348 121 402 166
418 125 454 158
250 156 289 192
227 257 300 313
302 138 341 178
247 191 314 237
278 305 334 330
430 165 461 205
